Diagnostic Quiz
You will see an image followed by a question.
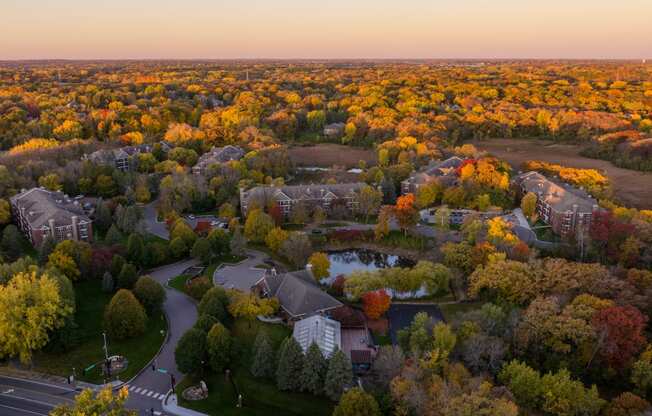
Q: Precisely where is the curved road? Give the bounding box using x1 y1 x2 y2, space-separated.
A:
124 258 200 414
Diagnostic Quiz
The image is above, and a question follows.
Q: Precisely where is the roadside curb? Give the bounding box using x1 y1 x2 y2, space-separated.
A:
162 390 210 416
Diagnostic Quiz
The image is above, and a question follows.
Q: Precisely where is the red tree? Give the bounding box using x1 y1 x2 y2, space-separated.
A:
331 275 347 297
268 203 283 226
591 305 648 370
589 211 635 260
393 193 418 233
362 290 391 320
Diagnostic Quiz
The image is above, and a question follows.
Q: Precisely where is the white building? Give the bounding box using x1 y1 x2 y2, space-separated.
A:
292 315 341 358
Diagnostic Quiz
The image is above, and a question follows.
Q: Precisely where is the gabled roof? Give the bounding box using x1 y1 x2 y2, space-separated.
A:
404 156 464 185
10 188 91 229
195 145 245 171
292 315 341 357
514 171 597 213
263 270 342 318
243 183 365 206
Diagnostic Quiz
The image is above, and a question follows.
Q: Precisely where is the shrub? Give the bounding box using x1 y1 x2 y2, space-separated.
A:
103 289 147 340
185 276 212 300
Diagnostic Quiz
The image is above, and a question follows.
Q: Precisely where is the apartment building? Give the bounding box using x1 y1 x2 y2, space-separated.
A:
513 171 599 238
192 145 245 176
10 188 93 246
239 182 365 218
401 156 464 194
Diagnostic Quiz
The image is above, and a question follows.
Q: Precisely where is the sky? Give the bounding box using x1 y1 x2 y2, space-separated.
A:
1 0 651 60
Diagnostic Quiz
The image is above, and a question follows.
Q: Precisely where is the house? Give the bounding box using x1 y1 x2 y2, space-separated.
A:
331 306 376 372
192 145 245 176
239 182 365 218
513 171 599 238
401 156 464 194
323 122 346 139
10 188 93 247
419 207 502 225
255 266 342 321
292 315 342 358
84 144 154 172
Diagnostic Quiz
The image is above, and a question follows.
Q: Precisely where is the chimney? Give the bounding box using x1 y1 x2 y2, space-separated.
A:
71 216 79 240
48 218 56 239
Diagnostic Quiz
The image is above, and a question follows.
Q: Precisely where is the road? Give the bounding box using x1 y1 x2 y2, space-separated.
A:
142 202 225 241
0 375 77 416
124 258 200 414
213 249 268 292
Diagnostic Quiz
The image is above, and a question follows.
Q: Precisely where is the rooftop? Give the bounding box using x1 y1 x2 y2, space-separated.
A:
515 171 598 213
10 188 91 229
292 315 342 357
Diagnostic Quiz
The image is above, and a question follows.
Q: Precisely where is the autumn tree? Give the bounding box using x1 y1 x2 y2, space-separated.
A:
280 232 313 268
358 185 382 222
51 386 136 416
103 289 147 340
227 291 277 327
0 271 73 363
394 193 418 234
308 252 330 281
591 305 648 370
244 208 274 243
374 206 392 240
521 192 538 221
265 226 289 253
362 290 391 319
206 322 233 372
333 387 381 416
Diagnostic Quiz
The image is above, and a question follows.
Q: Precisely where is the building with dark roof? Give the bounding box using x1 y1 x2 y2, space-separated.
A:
255 267 342 320
192 145 245 176
513 171 599 238
84 144 155 172
401 156 464 194
10 188 93 247
239 182 365 218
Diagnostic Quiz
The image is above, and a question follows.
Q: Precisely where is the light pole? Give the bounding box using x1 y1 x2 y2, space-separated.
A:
102 332 109 360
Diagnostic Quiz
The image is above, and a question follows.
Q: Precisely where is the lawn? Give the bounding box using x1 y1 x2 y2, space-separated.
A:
177 320 334 416
34 280 167 384
439 301 484 323
168 273 194 293
168 254 246 294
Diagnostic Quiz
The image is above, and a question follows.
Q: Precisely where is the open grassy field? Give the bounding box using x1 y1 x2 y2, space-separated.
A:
472 138 652 209
34 280 166 384
288 143 376 168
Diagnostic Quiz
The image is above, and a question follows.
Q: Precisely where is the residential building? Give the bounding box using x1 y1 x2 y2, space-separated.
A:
255 266 342 321
239 182 365 218
419 207 502 225
192 145 245 176
84 144 154 172
10 188 93 247
292 315 342 358
323 122 345 139
331 306 376 372
513 171 599 238
401 156 464 194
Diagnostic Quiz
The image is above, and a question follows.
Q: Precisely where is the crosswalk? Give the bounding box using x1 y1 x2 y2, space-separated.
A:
127 384 167 401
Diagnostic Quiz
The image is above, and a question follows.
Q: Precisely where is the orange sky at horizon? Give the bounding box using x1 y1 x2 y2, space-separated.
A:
1 0 651 60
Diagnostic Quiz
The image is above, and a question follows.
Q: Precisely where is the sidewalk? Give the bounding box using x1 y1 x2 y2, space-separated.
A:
162 392 209 416
0 365 120 391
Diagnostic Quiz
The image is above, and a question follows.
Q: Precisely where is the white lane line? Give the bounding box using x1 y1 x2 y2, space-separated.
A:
147 390 154 397
0 403 48 416
154 412 162 416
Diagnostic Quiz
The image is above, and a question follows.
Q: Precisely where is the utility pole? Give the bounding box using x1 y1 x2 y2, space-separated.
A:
102 332 109 360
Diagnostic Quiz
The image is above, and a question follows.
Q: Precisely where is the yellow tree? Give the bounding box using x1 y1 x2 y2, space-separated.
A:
308 252 331 281
265 227 289 253
228 292 278 328
51 386 135 416
47 251 81 281
0 271 73 363
521 192 538 221
375 206 392 240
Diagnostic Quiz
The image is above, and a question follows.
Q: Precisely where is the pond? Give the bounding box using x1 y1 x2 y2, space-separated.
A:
324 248 415 284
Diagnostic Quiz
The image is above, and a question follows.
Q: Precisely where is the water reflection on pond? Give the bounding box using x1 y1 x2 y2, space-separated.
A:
325 249 415 283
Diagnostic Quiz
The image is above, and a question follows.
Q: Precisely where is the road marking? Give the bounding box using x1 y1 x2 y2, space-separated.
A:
0 376 76 393
129 385 136 391
134 387 143 393
155 393 164 399
0 403 48 416
2 388 14 394
147 390 154 397
154 412 162 416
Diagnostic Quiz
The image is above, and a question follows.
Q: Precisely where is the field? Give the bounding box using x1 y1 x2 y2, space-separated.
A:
288 143 376 168
472 138 652 209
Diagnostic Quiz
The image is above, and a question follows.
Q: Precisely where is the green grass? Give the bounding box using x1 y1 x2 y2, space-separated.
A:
378 230 428 251
168 274 193 292
178 320 333 416
34 280 167 384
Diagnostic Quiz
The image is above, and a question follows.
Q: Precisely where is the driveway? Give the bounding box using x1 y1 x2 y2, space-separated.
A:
213 249 268 292
123 258 200 413
142 202 170 240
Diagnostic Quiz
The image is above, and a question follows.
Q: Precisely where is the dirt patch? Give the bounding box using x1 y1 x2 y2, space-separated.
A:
289 143 376 168
472 138 652 209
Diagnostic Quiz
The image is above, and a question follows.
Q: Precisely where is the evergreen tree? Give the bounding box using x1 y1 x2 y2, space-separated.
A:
276 337 304 391
380 177 396 205
301 342 327 395
1 225 23 259
324 349 353 401
101 271 114 293
229 228 247 256
251 330 275 378
39 236 57 264
94 199 112 232
126 233 145 265
117 263 138 289
206 322 233 373
194 314 219 333
110 254 126 277
104 224 123 246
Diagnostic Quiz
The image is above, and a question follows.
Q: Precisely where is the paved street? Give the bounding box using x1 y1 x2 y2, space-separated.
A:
142 203 170 240
213 249 268 292
0 375 77 416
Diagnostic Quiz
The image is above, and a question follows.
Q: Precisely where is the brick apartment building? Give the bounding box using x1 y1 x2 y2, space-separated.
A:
513 171 599 238
10 188 93 247
192 145 245 176
239 183 365 218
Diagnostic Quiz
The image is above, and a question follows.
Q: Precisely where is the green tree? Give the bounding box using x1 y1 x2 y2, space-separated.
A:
191 238 212 263
301 342 327 395
0 271 73 363
433 206 451 230
540 369 605 416
104 224 123 246
280 232 313 268
126 233 145 265
276 337 305 391
51 386 136 416
244 208 274 243
132 276 166 315
0 198 11 224
194 314 219 333
324 349 353 401
169 237 188 258
498 360 542 409
103 289 147 340
251 330 275 378
1 225 24 259
94 199 113 232
333 387 381 416
358 185 382 223
175 328 207 374
207 228 230 257
110 254 126 277
117 263 138 289
198 287 229 321
206 322 233 373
